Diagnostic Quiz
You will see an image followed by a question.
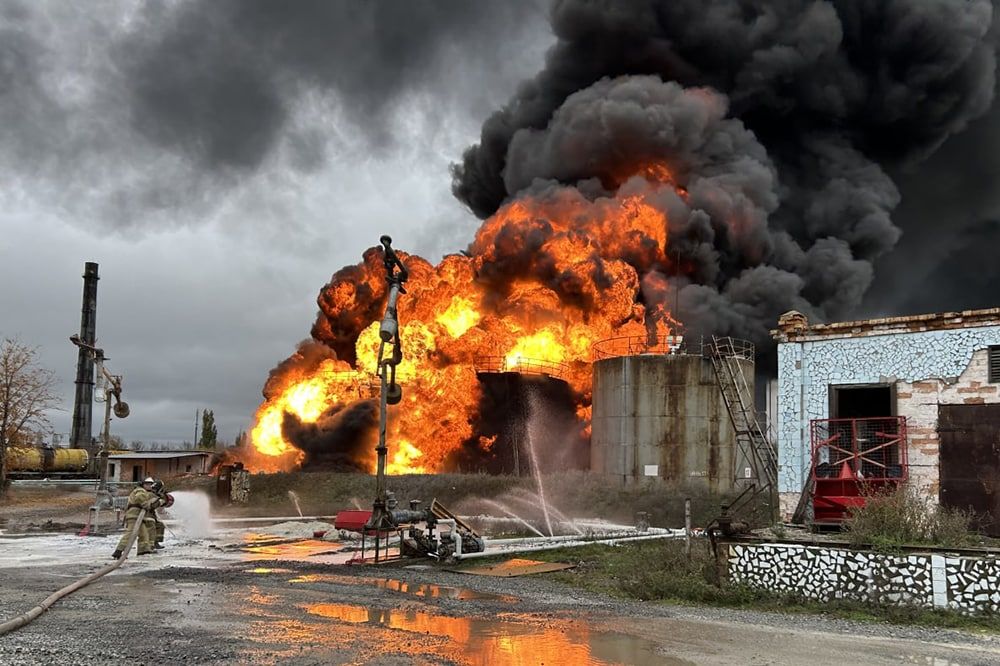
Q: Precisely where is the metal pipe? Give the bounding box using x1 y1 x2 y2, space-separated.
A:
368 235 408 532
484 528 677 547
436 518 462 557
379 282 401 343
452 531 683 561
373 367 389 515
685 497 692 558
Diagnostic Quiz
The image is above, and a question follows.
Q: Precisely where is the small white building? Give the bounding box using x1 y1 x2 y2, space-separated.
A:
107 451 213 484
772 307 1000 530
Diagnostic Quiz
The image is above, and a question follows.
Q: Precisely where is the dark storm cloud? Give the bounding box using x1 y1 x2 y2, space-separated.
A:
122 0 547 171
0 1 549 230
452 0 997 341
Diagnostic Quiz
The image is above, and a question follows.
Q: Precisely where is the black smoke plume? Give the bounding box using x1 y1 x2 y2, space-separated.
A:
453 0 997 340
283 401 378 472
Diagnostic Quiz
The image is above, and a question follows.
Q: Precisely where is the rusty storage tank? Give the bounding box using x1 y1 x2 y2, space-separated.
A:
590 336 754 491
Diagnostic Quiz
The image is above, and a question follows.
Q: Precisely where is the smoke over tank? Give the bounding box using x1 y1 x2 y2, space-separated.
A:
590 338 753 491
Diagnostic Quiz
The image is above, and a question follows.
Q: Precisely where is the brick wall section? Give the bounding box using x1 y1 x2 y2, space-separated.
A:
896 350 1000 498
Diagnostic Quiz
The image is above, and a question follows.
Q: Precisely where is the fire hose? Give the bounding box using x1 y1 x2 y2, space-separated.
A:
0 508 147 636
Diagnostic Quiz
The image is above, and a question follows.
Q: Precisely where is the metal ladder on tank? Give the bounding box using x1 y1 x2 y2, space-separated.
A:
708 337 778 493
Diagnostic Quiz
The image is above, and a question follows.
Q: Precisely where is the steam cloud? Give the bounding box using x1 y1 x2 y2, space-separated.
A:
453 0 998 340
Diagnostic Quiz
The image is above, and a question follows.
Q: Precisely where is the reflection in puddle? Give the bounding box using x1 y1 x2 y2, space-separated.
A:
288 573 517 603
245 567 294 575
304 603 684 665
241 539 348 563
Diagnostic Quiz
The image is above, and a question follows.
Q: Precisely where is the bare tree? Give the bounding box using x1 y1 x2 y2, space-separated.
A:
0 339 60 497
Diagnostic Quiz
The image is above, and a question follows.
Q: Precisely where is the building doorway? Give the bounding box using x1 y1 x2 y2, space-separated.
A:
829 384 895 419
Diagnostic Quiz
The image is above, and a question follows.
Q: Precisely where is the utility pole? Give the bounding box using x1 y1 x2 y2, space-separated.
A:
194 409 200 449
70 335 129 535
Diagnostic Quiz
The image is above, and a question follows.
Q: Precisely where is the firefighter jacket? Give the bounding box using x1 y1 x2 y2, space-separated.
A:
124 486 163 519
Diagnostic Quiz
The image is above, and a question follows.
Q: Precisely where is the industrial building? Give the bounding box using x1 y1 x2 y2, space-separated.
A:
107 451 213 483
772 308 1000 532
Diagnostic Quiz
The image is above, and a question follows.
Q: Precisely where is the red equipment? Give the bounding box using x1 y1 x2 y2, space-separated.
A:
810 416 908 526
334 510 373 533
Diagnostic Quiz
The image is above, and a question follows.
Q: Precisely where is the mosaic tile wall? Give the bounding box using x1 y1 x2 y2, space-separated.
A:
728 542 1000 612
776 325 1000 493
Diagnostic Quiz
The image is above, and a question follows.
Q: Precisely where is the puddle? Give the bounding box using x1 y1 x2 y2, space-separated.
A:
288 573 517 602
304 603 688 665
244 567 294 575
240 538 350 564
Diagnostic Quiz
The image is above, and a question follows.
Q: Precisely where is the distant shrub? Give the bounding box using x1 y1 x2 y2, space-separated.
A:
845 484 976 551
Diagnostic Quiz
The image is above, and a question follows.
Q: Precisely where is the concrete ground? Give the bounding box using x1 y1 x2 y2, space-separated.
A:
2 517 1000 666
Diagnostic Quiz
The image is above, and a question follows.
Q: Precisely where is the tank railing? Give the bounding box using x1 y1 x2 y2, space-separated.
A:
709 336 755 361
473 355 569 379
592 335 685 360
313 369 380 397
592 334 755 361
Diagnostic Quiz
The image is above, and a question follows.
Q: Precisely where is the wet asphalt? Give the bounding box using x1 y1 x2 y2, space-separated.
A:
3 546 1000 665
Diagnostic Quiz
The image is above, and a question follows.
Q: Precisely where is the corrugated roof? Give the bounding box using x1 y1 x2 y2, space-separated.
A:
108 451 213 459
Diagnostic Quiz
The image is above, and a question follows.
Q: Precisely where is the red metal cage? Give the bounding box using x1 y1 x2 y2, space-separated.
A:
810 416 908 525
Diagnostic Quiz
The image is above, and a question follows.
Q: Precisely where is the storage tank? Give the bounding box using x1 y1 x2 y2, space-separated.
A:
590 337 754 491
444 356 589 475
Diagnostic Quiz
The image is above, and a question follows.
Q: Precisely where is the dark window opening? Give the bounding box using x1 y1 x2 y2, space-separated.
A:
829 384 894 419
186 465 192 473
131 465 141 482
989 346 1000 384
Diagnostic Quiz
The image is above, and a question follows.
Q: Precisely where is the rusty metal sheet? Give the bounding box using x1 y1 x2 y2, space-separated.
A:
453 558 576 577
939 404 1000 537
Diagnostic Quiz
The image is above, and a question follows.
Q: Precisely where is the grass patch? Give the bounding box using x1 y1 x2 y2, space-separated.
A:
171 470 749 527
471 539 1000 633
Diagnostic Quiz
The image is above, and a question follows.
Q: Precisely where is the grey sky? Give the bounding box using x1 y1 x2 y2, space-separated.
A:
0 0 552 445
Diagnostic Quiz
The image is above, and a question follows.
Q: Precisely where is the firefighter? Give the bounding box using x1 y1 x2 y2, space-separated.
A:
150 479 167 549
111 477 163 558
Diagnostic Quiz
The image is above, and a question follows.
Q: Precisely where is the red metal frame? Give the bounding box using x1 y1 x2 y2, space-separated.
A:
810 416 908 525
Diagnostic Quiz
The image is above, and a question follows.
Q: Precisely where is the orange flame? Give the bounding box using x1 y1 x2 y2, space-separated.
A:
249 164 681 473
